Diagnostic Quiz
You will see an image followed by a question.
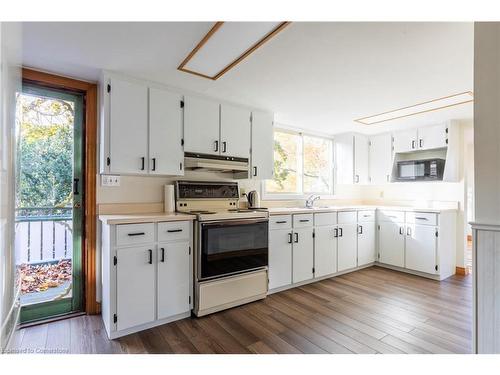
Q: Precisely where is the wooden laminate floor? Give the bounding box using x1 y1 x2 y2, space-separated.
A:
7 266 473 354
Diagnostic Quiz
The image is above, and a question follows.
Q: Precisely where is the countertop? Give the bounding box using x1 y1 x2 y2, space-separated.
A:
99 212 195 225
267 205 456 215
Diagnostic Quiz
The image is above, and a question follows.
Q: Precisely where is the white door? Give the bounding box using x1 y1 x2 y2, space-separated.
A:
251 111 274 179
157 241 190 320
149 87 184 176
405 224 438 274
393 129 418 153
378 221 405 267
314 226 337 278
268 229 293 289
354 134 369 184
334 134 354 184
357 222 376 266
116 246 155 331
337 224 358 271
183 95 220 155
369 133 393 184
292 228 314 283
220 103 251 158
108 77 148 174
417 123 448 150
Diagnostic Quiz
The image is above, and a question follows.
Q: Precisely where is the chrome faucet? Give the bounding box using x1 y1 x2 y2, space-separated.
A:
305 194 321 208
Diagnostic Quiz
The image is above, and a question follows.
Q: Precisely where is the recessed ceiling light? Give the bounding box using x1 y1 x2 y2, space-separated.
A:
354 91 474 125
178 22 290 80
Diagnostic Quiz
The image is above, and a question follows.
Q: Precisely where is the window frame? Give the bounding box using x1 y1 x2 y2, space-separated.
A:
262 127 335 200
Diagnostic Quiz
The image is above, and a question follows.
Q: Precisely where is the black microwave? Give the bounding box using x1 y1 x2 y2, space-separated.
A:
395 158 445 181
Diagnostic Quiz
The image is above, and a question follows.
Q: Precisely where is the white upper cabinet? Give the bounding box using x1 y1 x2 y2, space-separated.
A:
220 104 251 159
335 133 369 184
183 95 220 155
369 133 393 184
354 134 369 184
393 128 418 153
149 87 184 176
417 123 447 150
108 77 149 174
250 111 274 179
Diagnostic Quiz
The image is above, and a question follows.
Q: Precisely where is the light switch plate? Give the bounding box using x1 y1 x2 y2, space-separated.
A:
101 175 121 187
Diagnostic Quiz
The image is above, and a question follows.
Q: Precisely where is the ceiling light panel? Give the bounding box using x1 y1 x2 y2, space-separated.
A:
355 91 474 125
179 22 289 80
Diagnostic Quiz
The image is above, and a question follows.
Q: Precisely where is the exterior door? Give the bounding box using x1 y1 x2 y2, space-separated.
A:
378 221 405 267
17 83 84 322
337 224 358 271
292 228 314 283
268 229 292 289
405 224 438 274
314 226 337 277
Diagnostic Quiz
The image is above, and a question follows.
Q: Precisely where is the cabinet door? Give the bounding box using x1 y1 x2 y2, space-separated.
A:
269 229 293 289
337 223 358 271
184 96 220 155
250 111 274 179
417 124 447 151
334 134 354 184
109 77 148 174
405 224 438 274
369 133 393 184
357 222 376 266
149 87 184 176
354 134 369 184
157 241 190 320
378 221 405 267
292 228 314 283
393 129 418 153
116 246 155 331
220 103 251 158
314 226 337 278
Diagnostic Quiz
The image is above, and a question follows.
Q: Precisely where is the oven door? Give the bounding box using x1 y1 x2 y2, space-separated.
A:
198 219 268 280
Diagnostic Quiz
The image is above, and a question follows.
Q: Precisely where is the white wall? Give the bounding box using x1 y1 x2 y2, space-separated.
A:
0 22 22 352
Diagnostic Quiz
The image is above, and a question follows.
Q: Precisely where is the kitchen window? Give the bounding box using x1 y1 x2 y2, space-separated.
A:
264 129 334 197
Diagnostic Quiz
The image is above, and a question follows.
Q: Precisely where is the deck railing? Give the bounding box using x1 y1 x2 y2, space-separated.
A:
15 207 73 265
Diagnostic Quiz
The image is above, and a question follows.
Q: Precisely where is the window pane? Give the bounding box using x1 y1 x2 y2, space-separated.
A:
303 135 333 193
265 131 301 193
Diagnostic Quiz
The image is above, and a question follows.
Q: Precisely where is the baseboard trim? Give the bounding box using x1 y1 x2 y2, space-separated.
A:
456 266 470 276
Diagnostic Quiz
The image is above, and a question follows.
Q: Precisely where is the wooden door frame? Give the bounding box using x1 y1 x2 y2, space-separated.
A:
22 68 99 314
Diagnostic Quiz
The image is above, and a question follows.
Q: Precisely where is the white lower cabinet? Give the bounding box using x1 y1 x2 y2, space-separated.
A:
268 228 292 289
314 226 338 278
292 227 314 283
378 221 405 267
357 221 376 266
157 241 191 319
337 223 358 272
116 246 156 331
405 224 438 274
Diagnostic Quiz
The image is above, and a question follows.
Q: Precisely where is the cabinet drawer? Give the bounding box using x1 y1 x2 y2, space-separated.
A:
337 211 357 224
293 214 314 228
269 215 292 230
406 212 438 226
357 210 375 222
377 210 405 223
158 221 191 242
314 212 337 226
116 223 154 246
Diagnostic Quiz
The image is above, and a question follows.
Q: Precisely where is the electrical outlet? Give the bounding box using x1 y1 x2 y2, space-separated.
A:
101 175 121 187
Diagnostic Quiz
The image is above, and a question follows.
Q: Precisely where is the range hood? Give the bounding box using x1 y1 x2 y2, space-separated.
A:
184 153 249 179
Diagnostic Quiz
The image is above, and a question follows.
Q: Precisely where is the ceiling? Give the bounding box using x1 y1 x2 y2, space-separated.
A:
22 22 473 135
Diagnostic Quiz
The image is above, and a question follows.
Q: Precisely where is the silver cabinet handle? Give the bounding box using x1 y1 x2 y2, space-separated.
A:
338 227 343 237
407 226 411 236
253 166 257 177
288 232 293 244
358 225 363 235
334 228 338 238
294 232 299 243
399 227 404 235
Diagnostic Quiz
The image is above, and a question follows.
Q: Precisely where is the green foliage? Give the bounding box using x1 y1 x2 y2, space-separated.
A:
273 139 289 189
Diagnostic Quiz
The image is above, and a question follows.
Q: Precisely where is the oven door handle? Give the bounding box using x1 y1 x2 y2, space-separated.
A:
200 218 269 227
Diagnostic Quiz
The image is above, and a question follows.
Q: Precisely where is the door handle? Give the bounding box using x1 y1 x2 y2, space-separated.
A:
338 227 343 237
214 140 219 152
152 158 156 171
73 178 80 195
148 249 153 264
141 157 145 171
358 225 363 235
167 229 183 233
411 140 416 149
276 220 287 224
128 232 145 236
399 227 404 235
253 166 258 177
294 232 299 243
160 248 165 262
288 232 293 244
407 226 411 236
419 139 423 148
222 141 227 153
334 228 338 238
